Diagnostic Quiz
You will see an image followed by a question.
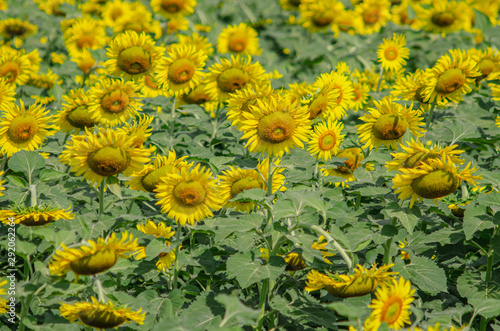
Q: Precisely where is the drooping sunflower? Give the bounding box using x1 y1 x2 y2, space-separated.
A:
26 69 61 90
239 94 312 157
393 157 481 208
0 206 73 226
0 50 33 86
127 150 191 193
353 0 392 35
63 17 108 56
60 296 145 329
377 34 410 72
357 97 425 150
154 45 207 97
468 47 500 82
422 50 480 105
364 277 415 331
87 78 143 126
155 164 223 226
321 147 367 187
105 30 165 81
0 101 55 157
0 18 37 42
55 89 98 133
305 264 397 298
0 78 15 111
307 119 345 161
205 55 269 103
217 23 262 56
49 231 144 277
299 0 345 32
38 0 75 16
150 0 196 19
60 128 154 189
413 0 470 36
226 83 275 129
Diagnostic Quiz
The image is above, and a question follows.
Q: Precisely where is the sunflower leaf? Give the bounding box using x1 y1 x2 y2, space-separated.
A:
226 252 285 288
215 294 260 327
8 150 45 181
383 201 419 235
469 298 500 319
393 256 447 295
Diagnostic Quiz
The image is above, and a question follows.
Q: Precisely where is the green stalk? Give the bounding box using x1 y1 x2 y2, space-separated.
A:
480 225 499 331
267 158 273 196
384 218 397 265
29 185 37 207
169 99 176 150
310 225 352 271
376 67 384 93
256 279 270 331
94 278 108 302
172 222 182 289
425 103 436 131
97 180 105 220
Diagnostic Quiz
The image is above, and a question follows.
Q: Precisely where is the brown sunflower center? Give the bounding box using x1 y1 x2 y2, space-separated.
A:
76 36 95 50
336 148 363 174
308 94 328 119
67 105 98 129
79 308 127 329
436 68 466 94
20 214 54 226
0 61 20 83
363 8 380 25
173 180 206 206
161 0 183 13
353 88 362 101
372 114 409 140
230 176 263 197
144 75 158 89
431 11 455 27
384 47 398 61
141 165 178 193
382 298 403 324
111 8 124 20
217 68 250 93
69 249 119 275
183 85 210 104
168 58 195 85
117 46 151 75
228 35 248 53
326 276 377 298
411 169 460 199
5 24 27 38
478 59 495 78
101 90 130 114
318 131 337 150
312 10 335 27
257 111 296 144
7 115 39 144
87 146 131 177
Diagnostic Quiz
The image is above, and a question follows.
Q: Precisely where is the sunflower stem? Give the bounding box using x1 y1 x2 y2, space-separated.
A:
256 278 270 331
267 158 273 197
94 277 108 302
425 103 436 131
384 218 397 265
309 225 353 271
376 67 384 93
480 226 499 331
98 180 105 220
169 99 176 150
172 222 182 290
210 106 220 152
29 185 37 207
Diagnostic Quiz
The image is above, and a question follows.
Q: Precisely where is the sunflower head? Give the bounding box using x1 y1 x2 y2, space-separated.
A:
217 23 262 55
307 119 345 161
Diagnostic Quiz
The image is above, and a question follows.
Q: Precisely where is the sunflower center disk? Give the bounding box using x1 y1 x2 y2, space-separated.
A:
411 169 460 199
141 165 178 193
122 22 143 34
431 11 455 27
230 177 263 197
372 114 409 140
117 46 151 75
383 299 403 324
436 68 466 94
76 36 95 50
319 131 337 150
363 8 380 25
228 35 247 53
69 249 119 275
87 146 131 177
101 90 130 114
183 85 210 104
403 151 431 168
257 112 296 143
326 276 377 298
20 215 54 226
478 59 495 78
217 68 250 93
67 105 97 129
0 62 20 83
173 180 206 206
308 94 328 119
78 308 126 329
161 0 182 13
384 47 398 61
7 115 39 143
168 58 195 85
312 10 335 27
6 25 27 37
144 75 158 89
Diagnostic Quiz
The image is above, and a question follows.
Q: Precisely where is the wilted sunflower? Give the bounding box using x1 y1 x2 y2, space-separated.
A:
217 23 262 55
155 164 223 226
60 296 145 329
154 45 207 97
49 231 144 277
0 18 37 41
63 17 107 56
393 157 481 208
422 50 480 105
87 78 143 126
377 34 409 72
414 0 470 36
299 0 345 32
127 150 191 192
105 31 165 81
357 97 425 150
0 101 55 157
353 0 391 35
305 264 397 298
364 277 415 331
239 94 311 157
226 83 275 129
205 55 268 103
321 147 367 187
0 78 15 111
307 119 345 161
0 50 32 85
0 206 73 226
151 0 196 18
55 89 98 133
60 128 154 189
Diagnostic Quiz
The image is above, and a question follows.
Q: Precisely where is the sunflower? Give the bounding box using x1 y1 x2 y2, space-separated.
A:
468 47 500 82
311 235 336 264
60 128 154 189
26 69 61 90
127 150 191 192
287 82 311 103
0 18 37 41
364 277 415 331
422 50 480 105
0 101 54 157
38 0 75 16
350 81 370 111
166 14 189 34
154 45 207 97
105 30 166 81
176 33 214 57
239 94 311 157
87 78 143 127
305 264 397 298
353 0 392 35
136 220 177 272
280 0 301 11
112 5 163 39
307 119 345 161
49 231 144 277
177 82 217 110
101 0 132 27
320 147 366 187
0 50 33 86
217 23 262 56
0 78 15 111
299 0 345 32
0 279 7 313
0 171 6 196
393 157 482 208
60 296 145 329
377 34 409 72
205 55 269 103
386 138 464 171
357 97 425 150
63 17 108 56
155 164 223 226
136 74 169 98
151 0 196 18
309 71 355 120
0 206 73 226
414 0 470 36
226 83 275 129
115 115 154 148
391 69 429 109
353 66 388 91
55 89 98 133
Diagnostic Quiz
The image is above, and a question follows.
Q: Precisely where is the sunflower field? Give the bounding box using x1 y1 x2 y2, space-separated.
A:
1 0 500 330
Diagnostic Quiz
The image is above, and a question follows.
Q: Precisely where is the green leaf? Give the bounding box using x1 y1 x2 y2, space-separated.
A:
226 252 285 288
327 295 371 319
384 201 419 235
106 176 122 199
457 270 500 300
50 83 64 102
474 9 492 31
39 169 66 182
469 298 500 319
230 188 266 203
463 205 495 240
6 174 27 188
393 256 447 295
8 150 45 180
215 294 260 327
